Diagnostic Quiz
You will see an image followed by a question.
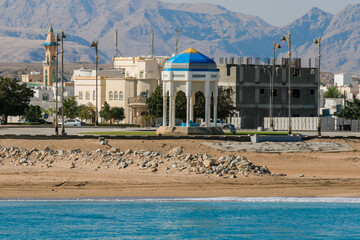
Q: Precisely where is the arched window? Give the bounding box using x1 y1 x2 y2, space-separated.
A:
79 91 83 99
109 91 113 100
86 91 90 100
119 91 124 100
93 90 96 100
114 91 119 100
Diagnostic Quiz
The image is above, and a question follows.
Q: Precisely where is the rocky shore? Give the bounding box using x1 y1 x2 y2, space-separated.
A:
0 145 280 179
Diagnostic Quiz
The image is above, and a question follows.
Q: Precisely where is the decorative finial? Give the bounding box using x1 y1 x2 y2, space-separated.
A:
48 22 54 33
183 48 199 54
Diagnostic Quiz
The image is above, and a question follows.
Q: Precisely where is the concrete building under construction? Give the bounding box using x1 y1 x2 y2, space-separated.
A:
217 57 319 129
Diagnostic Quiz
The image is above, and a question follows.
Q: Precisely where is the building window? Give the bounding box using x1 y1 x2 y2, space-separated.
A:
260 89 265 94
140 91 148 97
42 94 49 101
114 91 119 100
293 69 300 77
93 90 96 100
45 70 48 74
79 91 83 99
272 89 277 97
120 91 124 100
293 89 300 98
109 91 113 100
139 71 144 78
86 91 90 100
310 89 315 95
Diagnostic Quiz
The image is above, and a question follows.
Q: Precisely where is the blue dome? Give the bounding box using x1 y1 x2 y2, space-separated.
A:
164 48 217 72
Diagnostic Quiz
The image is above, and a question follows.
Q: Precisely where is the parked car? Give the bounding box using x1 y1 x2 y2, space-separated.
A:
58 119 86 127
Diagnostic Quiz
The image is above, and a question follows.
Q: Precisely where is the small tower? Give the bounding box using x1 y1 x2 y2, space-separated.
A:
41 23 57 87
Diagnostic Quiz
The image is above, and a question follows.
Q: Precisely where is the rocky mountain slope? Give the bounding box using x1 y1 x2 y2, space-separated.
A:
0 0 358 74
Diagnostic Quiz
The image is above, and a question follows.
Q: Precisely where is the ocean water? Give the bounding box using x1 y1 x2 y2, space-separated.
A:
1 198 360 239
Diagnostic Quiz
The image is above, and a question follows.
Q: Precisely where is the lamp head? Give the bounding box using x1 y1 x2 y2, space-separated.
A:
91 41 97 48
61 31 66 39
281 36 286 42
56 34 60 41
277 44 281 49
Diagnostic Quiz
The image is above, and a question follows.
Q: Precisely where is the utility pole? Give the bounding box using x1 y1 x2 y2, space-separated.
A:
113 29 123 58
55 34 60 135
315 37 322 136
175 29 179 55
281 33 292 135
91 41 99 126
151 30 154 58
61 31 66 135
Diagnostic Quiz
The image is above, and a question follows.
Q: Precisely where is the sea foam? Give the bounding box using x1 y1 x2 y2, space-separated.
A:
1 197 360 203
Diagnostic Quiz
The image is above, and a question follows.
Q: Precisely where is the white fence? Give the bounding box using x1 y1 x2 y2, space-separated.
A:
264 117 359 132
264 117 319 131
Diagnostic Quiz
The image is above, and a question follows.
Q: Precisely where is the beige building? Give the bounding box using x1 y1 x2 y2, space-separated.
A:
21 71 42 84
74 56 168 125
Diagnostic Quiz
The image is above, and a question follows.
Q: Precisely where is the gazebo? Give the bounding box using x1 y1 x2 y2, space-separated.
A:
156 48 223 135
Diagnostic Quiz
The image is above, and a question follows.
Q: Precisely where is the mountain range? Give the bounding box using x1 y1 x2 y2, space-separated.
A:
0 0 359 75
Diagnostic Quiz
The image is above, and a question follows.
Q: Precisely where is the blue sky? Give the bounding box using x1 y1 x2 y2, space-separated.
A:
163 0 360 26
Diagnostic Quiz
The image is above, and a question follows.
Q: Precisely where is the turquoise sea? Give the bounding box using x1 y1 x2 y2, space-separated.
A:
1 197 360 239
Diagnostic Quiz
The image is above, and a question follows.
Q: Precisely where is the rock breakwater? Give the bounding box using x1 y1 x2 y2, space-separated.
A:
0 145 282 178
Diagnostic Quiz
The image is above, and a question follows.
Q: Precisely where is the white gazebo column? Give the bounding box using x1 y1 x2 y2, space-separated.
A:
168 96 173 127
169 81 174 127
186 81 192 127
162 82 167 127
205 81 211 127
171 96 176 126
190 94 195 122
213 83 218 127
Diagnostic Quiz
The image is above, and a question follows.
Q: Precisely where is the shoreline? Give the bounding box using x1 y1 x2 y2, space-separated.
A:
1 138 360 198
2 197 360 203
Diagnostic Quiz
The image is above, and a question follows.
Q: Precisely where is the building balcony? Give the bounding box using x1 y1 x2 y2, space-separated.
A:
128 96 147 107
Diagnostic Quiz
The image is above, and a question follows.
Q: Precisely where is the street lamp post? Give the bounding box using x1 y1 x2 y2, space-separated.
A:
91 41 99 126
281 33 292 135
61 31 66 135
55 34 60 135
271 42 281 129
315 37 322 136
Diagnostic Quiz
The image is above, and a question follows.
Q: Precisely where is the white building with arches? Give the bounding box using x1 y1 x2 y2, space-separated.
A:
74 57 167 125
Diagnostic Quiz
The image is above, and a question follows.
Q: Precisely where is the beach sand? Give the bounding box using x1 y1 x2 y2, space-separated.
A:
1 138 360 198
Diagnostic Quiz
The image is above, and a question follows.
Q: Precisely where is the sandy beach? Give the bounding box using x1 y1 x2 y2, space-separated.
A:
1 138 360 198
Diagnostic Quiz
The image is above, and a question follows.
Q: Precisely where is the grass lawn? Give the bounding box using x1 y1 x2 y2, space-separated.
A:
80 131 157 136
81 131 289 136
224 131 290 136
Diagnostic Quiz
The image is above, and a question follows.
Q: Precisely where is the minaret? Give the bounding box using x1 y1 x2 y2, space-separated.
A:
41 23 57 87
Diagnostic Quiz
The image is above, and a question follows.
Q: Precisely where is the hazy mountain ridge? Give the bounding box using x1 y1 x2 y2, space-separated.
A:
0 0 358 74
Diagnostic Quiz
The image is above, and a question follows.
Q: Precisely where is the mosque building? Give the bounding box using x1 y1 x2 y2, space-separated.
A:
41 23 57 87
